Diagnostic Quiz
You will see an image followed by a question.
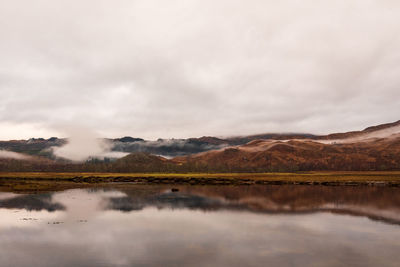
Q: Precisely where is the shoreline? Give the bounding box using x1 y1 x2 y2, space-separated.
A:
1 171 400 187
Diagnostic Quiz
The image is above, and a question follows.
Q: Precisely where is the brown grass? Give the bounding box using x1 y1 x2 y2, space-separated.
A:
1 171 400 182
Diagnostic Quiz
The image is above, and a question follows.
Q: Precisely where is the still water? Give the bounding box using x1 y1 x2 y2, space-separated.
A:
0 185 400 267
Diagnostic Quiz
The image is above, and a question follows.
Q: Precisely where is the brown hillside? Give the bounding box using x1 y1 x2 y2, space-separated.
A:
175 136 400 172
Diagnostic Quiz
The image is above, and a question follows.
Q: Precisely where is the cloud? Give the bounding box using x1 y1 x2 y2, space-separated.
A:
0 150 30 160
317 124 400 144
0 0 400 139
51 126 128 162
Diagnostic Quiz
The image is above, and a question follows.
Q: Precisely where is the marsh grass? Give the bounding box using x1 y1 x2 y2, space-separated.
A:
1 171 400 182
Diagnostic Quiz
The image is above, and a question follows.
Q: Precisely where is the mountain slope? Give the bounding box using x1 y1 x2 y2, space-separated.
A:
173 120 400 171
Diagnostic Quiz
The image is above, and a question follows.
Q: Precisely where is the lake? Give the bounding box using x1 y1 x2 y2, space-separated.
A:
0 184 399 266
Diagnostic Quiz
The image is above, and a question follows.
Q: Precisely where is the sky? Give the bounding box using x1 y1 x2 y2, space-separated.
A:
0 0 400 140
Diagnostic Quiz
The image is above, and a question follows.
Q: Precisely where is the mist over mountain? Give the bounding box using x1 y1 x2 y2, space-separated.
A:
0 132 317 160
0 120 399 172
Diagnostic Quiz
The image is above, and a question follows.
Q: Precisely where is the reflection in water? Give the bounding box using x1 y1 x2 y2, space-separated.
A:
107 185 400 225
107 192 224 212
0 185 399 267
0 193 65 211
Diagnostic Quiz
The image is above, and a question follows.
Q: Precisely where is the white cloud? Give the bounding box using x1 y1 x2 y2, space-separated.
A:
0 150 30 160
51 126 128 161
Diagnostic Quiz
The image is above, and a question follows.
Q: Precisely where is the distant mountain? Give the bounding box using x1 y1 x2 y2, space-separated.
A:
0 137 66 158
0 120 399 172
173 120 400 171
109 137 227 157
0 133 316 158
173 137 400 172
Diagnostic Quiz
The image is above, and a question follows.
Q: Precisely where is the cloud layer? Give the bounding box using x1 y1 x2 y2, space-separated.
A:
1 0 400 140
0 150 30 160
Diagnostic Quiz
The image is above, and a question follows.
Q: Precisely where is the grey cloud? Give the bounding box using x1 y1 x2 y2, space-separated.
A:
0 0 400 139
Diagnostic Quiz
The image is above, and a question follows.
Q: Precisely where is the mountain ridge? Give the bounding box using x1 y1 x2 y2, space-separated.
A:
1 120 399 172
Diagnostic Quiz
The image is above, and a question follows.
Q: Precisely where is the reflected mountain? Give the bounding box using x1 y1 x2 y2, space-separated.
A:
107 192 227 212
1 185 399 225
104 185 400 225
0 193 65 212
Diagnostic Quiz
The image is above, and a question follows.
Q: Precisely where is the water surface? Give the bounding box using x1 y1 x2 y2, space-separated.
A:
1 185 400 266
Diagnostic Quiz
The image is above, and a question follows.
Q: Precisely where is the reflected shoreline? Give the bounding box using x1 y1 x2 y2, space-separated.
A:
1 185 400 267
1 184 400 226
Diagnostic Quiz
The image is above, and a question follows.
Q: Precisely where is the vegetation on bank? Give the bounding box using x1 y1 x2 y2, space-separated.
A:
1 171 400 182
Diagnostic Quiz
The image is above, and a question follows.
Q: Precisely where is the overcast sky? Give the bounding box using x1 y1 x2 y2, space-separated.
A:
0 0 399 140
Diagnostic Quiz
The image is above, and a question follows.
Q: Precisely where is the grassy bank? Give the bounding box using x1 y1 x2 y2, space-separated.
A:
1 171 400 185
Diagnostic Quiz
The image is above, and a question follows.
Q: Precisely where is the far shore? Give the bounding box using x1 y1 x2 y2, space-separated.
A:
1 171 400 187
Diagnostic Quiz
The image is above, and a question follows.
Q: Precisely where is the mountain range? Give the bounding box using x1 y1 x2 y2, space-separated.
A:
0 120 399 172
